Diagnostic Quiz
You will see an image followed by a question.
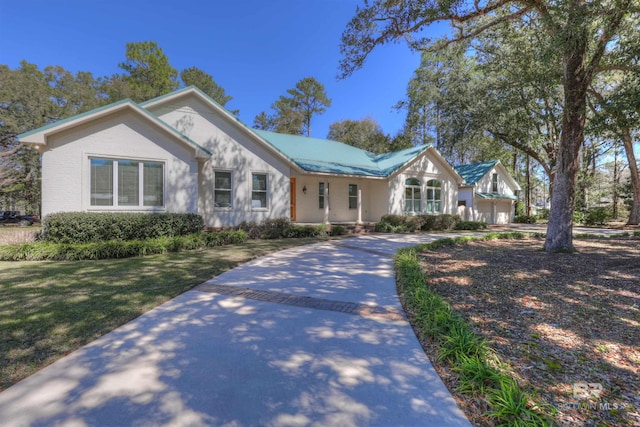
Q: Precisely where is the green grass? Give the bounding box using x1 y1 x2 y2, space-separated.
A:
394 232 551 426
0 237 320 391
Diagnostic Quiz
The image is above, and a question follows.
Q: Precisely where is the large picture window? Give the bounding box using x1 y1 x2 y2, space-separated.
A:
252 173 268 209
426 179 442 213
90 158 163 207
405 178 421 213
214 171 232 208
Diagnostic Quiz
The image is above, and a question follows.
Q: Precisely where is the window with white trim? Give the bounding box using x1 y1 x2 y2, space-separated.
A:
405 178 421 213
348 184 358 209
426 179 442 213
90 158 164 207
319 182 329 209
251 173 268 209
214 171 232 208
492 173 498 192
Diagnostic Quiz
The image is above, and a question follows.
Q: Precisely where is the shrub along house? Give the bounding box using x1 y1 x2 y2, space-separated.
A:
455 160 521 224
18 86 517 227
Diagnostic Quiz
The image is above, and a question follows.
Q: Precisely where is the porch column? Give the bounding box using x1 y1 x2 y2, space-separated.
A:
323 182 330 224
492 201 497 225
357 187 363 224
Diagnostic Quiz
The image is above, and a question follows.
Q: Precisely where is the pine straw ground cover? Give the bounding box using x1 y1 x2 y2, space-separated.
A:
415 236 639 426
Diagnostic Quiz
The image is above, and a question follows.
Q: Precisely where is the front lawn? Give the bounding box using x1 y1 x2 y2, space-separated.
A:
0 238 321 391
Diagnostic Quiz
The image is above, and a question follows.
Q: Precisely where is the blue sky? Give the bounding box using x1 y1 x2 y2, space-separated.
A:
0 0 450 139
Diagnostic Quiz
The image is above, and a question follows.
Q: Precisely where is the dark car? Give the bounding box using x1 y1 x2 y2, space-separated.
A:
0 211 39 226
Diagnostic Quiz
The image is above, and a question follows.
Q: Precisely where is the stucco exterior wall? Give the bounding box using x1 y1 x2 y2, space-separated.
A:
148 96 291 227
475 166 517 196
457 187 475 220
291 174 387 223
387 151 459 216
475 199 514 224
40 110 198 218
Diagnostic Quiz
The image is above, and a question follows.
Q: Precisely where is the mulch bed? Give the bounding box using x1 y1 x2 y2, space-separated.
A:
416 237 639 426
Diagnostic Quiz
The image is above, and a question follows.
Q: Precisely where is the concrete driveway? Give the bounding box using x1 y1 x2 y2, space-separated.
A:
0 234 471 427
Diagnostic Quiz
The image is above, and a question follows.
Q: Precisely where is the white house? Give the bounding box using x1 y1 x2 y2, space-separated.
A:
18 86 518 227
455 160 521 224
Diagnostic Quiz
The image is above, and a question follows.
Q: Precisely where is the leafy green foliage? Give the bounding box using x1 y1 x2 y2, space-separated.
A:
327 117 394 154
283 224 327 238
180 66 234 109
584 207 611 226
329 225 347 236
376 214 462 232
487 379 550 427
395 234 550 426
514 215 537 224
239 217 327 239
455 221 489 230
118 41 179 101
339 0 639 252
0 230 247 261
254 77 331 136
41 212 204 243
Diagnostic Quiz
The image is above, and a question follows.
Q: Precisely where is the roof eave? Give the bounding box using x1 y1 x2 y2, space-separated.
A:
388 146 466 184
296 170 388 179
18 99 211 158
17 100 133 146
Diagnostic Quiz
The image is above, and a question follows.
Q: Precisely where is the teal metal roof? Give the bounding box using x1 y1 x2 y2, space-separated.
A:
476 192 518 200
454 160 498 185
252 129 430 177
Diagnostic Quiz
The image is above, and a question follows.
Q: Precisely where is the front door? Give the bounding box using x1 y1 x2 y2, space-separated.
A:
290 177 296 221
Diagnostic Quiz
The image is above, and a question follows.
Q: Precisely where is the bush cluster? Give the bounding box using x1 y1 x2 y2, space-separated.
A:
454 221 489 231
584 207 611 226
41 212 204 244
395 236 549 426
0 230 247 261
514 214 537 224
375 214 471 233
239 217 327 239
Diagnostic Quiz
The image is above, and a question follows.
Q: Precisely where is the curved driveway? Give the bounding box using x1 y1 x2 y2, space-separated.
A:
0 234 471 427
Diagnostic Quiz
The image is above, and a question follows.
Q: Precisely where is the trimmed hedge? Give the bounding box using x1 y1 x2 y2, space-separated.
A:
455 221 489 231
514 215 537 224
376 214 464 232
41 212 205 244
239 217 327 239
0 230 247 261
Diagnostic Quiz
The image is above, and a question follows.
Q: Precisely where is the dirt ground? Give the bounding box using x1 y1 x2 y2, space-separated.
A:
417 237 639 426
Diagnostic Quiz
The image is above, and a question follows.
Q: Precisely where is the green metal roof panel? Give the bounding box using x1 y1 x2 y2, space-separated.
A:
252 129 430 177
372 145 431 175
476 192 518 200
454 160 498 185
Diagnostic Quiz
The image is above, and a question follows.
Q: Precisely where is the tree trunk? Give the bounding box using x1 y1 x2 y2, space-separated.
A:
622 128 640 225
526 155 531 216
545 35 588 252
613 147 619 219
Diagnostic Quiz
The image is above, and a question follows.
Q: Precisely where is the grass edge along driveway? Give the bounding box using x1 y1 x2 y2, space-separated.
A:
0 237 322 391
